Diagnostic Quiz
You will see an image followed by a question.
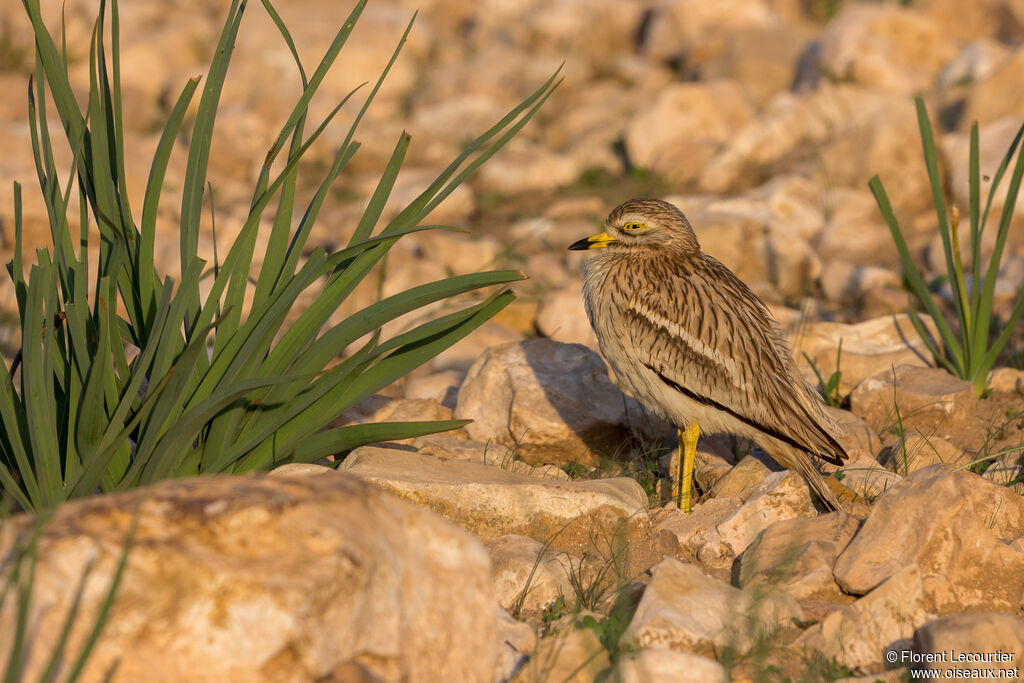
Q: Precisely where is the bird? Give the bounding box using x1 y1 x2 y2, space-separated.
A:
569 198 848 512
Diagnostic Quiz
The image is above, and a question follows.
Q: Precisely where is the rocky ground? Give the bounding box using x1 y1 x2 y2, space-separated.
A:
3 0 1024 681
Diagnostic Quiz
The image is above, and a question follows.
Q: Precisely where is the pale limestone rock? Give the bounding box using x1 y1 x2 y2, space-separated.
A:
610 649 727 683
0 473 499 683
709 452 782 501
818 4 956 94
514 628 609 683
488 535 574 614
340 446 648 544
833 464 1024 614
912 612 1024 678
715 470 817 557
535 286 599 349
737 511 861 601
849 365 978 449
878 434 969 474
455 339 660 466
403 369 463 405
988 367 1024 394
655 498 743 578
824 407 882 460
619 558 803 657
411 434 569 480
797 565 932 674
791 314 940 396
964 49 1024 125
624 81 755 182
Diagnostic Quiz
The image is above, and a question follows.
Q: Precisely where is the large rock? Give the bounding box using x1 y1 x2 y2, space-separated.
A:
737 511 861 601
833 464 1024 614
912 612 1024 678
849 365 979 450
791 314 941 397
619 558 802 657
797 564 932 674
818 4 956 94
0 473 501 683
339 446 648 544
455 339 660 466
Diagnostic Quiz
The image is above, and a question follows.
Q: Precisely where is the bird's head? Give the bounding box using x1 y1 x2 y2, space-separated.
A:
568 198 701 254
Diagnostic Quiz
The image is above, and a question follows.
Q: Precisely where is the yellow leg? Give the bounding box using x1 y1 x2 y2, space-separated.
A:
677 423 700 513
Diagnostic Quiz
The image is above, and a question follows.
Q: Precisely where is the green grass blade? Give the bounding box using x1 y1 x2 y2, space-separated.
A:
382 68 562 237
869 174 964 373
21 261 63 508
180 0 245 335
139 375 301 484
297 420 472 463
974 123 1024 368
138 76 200 336
349 132 410 245
969 122 981 311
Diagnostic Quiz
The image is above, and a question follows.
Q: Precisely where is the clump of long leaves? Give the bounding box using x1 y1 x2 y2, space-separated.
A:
0 0 559 511
870 98 1024 398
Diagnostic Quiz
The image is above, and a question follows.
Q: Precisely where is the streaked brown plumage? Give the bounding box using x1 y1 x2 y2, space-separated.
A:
569 198 847 510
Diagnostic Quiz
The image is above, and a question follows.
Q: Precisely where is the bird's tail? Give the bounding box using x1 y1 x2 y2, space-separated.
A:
769 442 846 511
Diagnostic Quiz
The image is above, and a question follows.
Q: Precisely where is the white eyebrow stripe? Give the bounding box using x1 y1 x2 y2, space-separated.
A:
627 298 746 390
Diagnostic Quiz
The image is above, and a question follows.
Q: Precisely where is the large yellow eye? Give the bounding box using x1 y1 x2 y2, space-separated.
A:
622 222 647 232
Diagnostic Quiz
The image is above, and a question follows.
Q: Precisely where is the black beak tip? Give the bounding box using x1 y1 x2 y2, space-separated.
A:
568 238 591 251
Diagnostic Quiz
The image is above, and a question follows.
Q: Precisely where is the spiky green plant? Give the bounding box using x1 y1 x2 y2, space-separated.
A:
870 98 1024 398
0 0 559 511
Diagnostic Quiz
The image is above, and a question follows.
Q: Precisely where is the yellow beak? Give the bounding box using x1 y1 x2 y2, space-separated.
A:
568 232 617 250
